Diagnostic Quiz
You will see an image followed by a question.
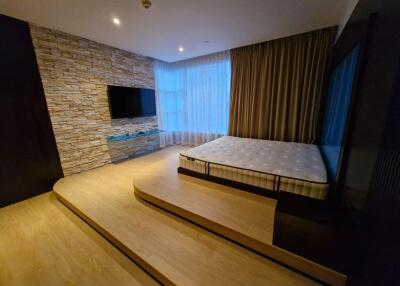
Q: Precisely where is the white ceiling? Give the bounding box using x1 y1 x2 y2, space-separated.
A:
0 0 351 62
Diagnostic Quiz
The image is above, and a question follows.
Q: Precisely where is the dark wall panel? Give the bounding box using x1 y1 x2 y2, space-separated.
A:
274 1 400 285
0 14 63 207
333 0 400 210
333 0 400 284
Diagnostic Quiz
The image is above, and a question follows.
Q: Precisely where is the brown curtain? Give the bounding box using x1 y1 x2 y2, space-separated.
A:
228 28 335 143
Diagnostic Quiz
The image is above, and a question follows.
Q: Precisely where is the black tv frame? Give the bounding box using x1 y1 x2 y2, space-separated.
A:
107 85 156 119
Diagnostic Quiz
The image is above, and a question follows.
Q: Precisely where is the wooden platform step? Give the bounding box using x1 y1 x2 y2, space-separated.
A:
53 146 321 286
133 155 347 286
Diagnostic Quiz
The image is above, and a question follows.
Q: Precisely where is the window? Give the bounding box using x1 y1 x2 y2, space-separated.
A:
155 51 231 145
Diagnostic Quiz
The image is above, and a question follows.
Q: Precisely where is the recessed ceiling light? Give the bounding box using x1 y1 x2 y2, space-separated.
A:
142 0 152 9
113 17 121 26
178 46 184 53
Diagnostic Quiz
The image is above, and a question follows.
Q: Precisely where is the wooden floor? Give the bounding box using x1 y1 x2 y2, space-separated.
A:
53 146 321 286
134 155 277 244
0 192 157 286
133 157 347 286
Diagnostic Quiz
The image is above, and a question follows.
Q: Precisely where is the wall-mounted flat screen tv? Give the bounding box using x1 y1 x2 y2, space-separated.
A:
107 86 156 119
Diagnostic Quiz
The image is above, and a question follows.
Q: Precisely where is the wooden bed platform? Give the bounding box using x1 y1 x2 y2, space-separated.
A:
134 156 347 286
53 146 321 286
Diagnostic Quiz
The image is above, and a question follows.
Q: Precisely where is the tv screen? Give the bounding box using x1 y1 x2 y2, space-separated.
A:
107 86 156 119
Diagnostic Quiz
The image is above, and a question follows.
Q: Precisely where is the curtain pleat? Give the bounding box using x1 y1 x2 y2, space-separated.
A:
228 28 335 144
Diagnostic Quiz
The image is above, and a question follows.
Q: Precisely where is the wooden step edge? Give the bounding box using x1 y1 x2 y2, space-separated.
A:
53 188 173 286
134 185 347 286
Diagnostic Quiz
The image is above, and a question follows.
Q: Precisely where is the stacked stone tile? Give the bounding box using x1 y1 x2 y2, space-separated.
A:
107 133 161 163
30 24 157 175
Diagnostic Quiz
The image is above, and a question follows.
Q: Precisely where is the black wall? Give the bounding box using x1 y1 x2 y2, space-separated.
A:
274 2 400 285
333 0 400 284
0 14 63 207
335 0 400 213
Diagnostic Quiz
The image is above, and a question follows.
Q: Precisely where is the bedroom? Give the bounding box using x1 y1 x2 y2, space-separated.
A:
1 0 399 285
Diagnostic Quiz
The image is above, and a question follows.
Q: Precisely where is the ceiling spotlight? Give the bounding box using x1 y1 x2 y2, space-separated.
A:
142 0 152 9
113 17 121 26
178 46 184 53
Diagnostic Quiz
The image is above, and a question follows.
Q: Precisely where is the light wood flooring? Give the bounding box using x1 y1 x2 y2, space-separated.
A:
134 154 277 245
53 146 321 286
133 156 347 286
0 192 158 286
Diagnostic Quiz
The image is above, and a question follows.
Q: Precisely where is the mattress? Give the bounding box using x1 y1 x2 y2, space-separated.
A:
179 136 329 199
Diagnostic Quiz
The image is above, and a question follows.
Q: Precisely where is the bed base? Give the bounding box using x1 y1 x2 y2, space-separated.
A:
177 167 279 199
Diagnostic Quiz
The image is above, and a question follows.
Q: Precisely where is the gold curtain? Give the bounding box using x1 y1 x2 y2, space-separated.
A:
228 28 335 143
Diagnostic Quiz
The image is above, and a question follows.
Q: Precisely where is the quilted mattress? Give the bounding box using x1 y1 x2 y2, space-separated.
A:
179 136 329 199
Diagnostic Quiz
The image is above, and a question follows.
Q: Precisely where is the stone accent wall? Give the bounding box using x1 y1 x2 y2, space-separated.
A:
30 24 157 175
108 134 161 163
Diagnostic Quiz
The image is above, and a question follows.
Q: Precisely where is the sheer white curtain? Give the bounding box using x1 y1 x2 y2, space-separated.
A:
155 51 231 146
